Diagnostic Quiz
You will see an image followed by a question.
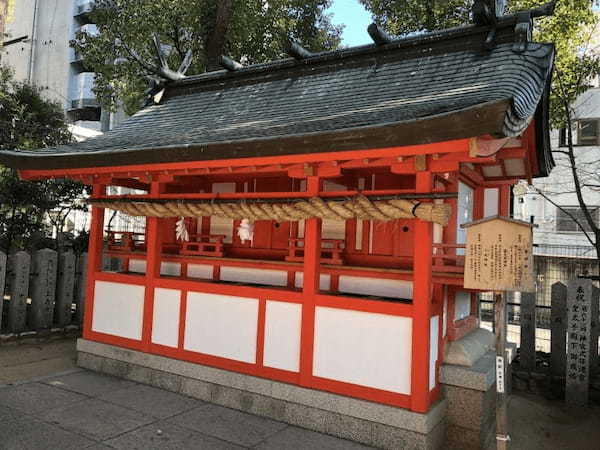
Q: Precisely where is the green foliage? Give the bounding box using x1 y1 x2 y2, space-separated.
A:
72 0 342 115
359 0 471 35
360 0 600 128
0 67 88 251
510 0 600 128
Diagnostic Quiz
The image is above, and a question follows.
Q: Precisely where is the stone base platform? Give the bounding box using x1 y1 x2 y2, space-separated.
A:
441 328 515 450
77 339 446 449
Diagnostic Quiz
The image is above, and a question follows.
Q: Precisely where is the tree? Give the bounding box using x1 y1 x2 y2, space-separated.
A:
71 0 342 115
359 0 471 35
0 67 88 251
361 0 600 266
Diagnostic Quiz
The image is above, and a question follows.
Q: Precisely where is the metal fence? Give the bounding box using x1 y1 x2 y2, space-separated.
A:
479 244 599 353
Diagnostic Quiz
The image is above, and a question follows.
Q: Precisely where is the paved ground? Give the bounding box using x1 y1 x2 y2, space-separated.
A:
508 391 600 450
0 339 77 384
2 337 600 449
0 369 374 450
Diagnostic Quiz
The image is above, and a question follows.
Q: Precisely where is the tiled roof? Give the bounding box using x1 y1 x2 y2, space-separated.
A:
0 19 554 174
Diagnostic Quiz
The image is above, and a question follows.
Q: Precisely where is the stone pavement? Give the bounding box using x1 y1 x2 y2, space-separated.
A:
0 369 376 450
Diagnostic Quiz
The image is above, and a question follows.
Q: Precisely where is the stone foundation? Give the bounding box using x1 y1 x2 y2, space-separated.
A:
441 328 514 450
77 338 446 449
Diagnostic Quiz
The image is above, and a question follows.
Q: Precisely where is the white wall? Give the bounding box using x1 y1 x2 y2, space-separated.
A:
313 307 413 394
151 288 180 347
184 292 259 363
92 281 145 340
263 301 302 372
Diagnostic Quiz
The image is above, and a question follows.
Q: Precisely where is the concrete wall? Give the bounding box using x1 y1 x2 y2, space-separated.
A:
514 91 600 249
2 0 74 108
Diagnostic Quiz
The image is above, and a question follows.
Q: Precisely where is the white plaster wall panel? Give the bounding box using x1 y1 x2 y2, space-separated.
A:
484 188 499 218
211 182 236 243
338 276 413 299
322 219 346 240
429 315 439 390
127 260 180 276
481 165 503 178
454 291 471 321
456 182 474 255
152 288 180 348
443 287 448 338
297 220 305 238
129 259 146 274
294 272 331 291
187 264 214 279
92 281 144 340
221 266 287 287
160 262 181 277
313 307 412 394
184 292 259 363
504 158 526 177
355 220 363 251
263 301 302 372
433 199 444 245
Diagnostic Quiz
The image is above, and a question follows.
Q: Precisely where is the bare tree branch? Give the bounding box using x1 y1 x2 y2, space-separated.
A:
532 186 596 247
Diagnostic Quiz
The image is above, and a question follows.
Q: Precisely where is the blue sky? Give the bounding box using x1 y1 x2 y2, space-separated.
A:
327 0 373 47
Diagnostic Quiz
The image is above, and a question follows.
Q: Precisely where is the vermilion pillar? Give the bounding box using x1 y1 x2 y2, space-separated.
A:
83 183 106 339
299 176 321 386
411 171 433 413
142 181 163 350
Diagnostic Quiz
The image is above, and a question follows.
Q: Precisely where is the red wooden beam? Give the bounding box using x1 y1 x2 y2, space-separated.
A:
299 176 321 387
82 184 106 341
111 178 151 191
19 138 473 180
410 171 433 413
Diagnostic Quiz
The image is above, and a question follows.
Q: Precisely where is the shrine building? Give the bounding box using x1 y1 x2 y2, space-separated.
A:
0 4 555 449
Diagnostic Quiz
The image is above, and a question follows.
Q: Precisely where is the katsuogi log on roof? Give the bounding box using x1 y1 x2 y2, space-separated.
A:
0 5 554 175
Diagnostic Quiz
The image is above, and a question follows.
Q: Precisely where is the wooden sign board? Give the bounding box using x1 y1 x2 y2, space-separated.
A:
462 216 534 292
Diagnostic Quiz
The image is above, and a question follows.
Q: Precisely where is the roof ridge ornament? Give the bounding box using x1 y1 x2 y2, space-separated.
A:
286 42 314 60
472 0 555 52
220 55 243 71
367 23 394 46
512 2 555 53
138 33 194 106
473 0 506 50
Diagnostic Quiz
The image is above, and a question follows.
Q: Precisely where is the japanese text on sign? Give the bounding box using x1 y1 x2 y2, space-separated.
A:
463 219 534 292
566 279 592 405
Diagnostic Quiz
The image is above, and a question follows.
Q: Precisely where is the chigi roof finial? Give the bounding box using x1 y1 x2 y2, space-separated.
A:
367 23 394 46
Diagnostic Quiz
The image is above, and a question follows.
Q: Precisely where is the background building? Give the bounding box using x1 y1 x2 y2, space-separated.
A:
0 0 125 140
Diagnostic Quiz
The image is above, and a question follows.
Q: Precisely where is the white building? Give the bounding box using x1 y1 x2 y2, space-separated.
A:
1 0 136 237
0 0 120 139
514 89 600 258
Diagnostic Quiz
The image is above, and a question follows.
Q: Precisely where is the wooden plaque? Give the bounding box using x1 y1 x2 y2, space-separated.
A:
463 216 534 292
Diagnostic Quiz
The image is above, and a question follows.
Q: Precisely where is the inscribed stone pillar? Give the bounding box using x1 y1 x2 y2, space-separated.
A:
29 248 58 329
566 278 592 406
519 292 536 372
7 251 31 333
550 282 567 378
75 252 88 325
55 251 76 327
0 251 6 330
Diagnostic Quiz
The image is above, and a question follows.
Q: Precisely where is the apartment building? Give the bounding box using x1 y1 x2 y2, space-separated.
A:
0 0 116 139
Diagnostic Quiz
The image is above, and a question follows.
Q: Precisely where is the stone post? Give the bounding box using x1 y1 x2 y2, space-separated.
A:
29 248 58 330
0 251 6 331
75 252 87 325
55 251 76 327
7 251 31 333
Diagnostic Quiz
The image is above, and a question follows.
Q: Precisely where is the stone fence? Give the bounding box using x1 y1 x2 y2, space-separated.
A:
0 250 88 336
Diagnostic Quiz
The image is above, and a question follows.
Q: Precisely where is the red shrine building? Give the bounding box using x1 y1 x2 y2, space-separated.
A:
1 4 554 449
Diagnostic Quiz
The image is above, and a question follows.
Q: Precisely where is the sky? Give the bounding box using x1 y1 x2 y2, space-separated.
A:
327 0 373 47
